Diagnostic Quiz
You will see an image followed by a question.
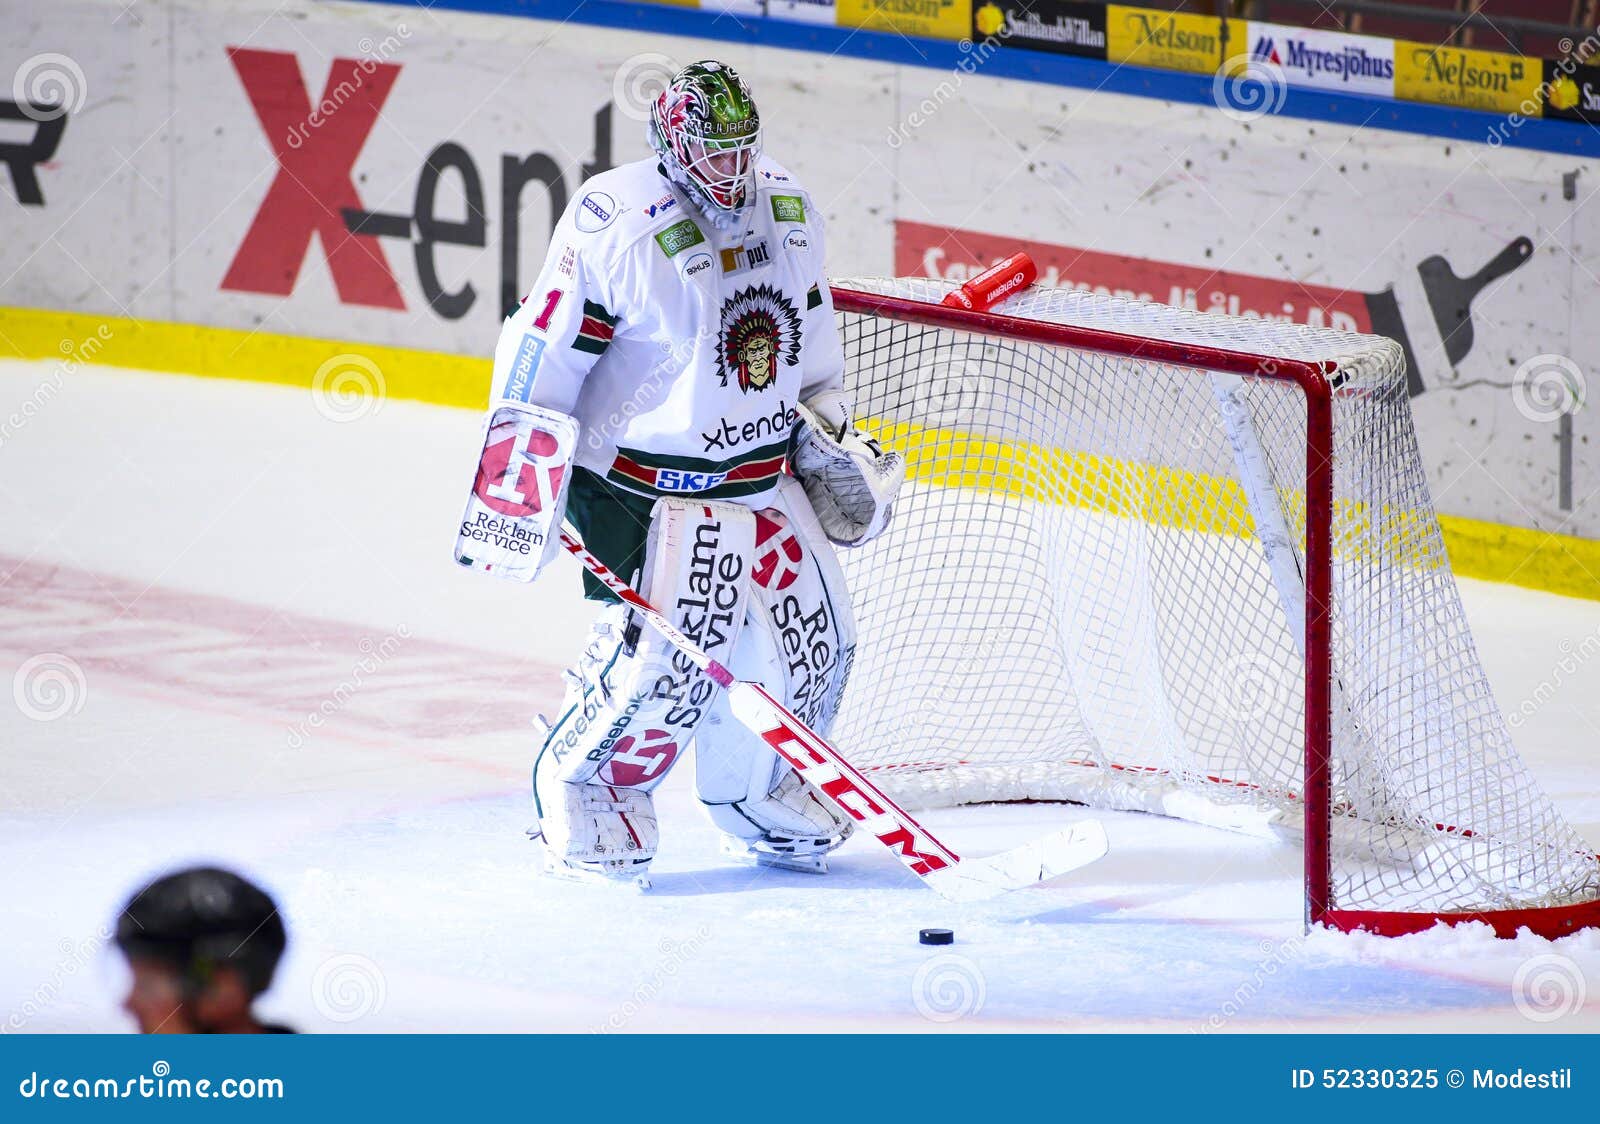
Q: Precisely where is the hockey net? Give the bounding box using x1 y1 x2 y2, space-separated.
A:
829 276 1600 936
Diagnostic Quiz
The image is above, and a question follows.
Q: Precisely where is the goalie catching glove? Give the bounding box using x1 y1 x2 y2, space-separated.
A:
454 403 579 582
787 389 905 546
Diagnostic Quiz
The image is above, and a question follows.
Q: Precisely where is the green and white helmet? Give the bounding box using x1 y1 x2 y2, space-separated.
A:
649 60 762 214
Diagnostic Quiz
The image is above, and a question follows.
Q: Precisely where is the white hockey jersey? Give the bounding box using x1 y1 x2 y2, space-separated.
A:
489 156 844 506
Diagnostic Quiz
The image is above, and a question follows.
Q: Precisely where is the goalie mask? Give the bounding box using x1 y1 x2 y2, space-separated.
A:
649 60 762 215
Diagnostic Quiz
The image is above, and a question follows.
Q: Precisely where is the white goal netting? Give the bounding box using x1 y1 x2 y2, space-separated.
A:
831 276 1600 919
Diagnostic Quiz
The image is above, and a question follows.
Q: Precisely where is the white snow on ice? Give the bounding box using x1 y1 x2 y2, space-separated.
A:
1 361 1597 1032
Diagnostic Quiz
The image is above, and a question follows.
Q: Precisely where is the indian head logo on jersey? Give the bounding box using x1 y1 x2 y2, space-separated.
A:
718 283 801 394
751 509 803 591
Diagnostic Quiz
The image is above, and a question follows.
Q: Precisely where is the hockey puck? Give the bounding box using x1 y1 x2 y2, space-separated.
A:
919 928 954 946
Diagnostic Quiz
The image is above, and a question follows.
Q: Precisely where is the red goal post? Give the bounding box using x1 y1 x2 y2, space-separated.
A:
829 280 1600 938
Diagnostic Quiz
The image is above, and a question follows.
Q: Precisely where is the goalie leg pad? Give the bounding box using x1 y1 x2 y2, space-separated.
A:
531 778 659 885
696 477 857 854
533 496 756 792
531 498 756 869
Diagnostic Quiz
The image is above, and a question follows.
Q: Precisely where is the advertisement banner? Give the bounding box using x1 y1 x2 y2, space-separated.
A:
768 0 837 25
1541 58 1600 124
974 0 1107 58
1105 5 1224 75
0 0 896 355
895 220 1377 332
1243 20 1395 99
890 54 1593 538
836 0 971 42
1394 41 1541 115
2 0 1594 550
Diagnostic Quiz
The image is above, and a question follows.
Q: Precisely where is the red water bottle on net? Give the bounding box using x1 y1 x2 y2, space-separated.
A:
941 251 1038 312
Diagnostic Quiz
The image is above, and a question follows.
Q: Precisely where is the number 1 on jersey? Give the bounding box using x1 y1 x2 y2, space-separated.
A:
532 289 563 332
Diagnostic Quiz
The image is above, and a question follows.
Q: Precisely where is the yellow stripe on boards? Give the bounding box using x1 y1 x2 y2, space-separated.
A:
3 305 1594 601
868 419 1596 595
870 418 1256 538
1438 513 1600 601
0 306 491 411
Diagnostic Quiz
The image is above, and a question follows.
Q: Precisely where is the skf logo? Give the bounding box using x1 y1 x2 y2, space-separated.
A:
656 468 729 492
720 240 771 275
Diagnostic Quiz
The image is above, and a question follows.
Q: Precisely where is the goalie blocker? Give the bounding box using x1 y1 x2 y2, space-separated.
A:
455 403 579 580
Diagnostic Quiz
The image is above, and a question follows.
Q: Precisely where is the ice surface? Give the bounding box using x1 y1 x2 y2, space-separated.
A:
1 361 1596 1032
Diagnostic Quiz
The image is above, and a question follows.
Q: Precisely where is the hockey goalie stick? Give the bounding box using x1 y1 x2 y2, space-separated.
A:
560 530 1109 902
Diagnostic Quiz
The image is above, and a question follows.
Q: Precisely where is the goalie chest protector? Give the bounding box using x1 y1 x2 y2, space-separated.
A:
539 157 839 507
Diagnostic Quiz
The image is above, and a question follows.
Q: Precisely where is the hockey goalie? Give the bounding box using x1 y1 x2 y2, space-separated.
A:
454 61 904 887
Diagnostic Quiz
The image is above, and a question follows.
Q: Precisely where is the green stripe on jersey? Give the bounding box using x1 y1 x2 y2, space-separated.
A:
573 299 617 355
616 436 789 475
582 300 619 327
604 466 785 501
